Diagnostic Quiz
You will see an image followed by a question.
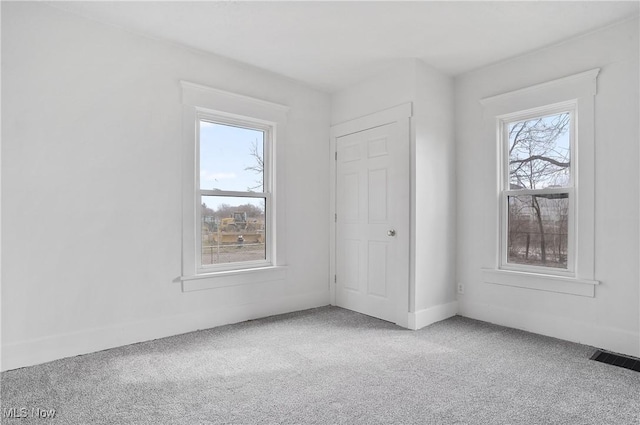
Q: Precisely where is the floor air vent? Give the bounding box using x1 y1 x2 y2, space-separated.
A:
591 350 640 372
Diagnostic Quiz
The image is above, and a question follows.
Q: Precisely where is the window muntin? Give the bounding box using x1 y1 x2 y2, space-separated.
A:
197 115 271 271
500 107 575 273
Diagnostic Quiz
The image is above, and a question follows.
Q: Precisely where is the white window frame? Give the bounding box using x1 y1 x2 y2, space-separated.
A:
180 82 289 290
498 102 576 277
195 112 273 273
481 69 600 297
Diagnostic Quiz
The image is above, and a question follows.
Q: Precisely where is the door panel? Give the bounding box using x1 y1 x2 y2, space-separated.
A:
335 121 408 323
368 168 388 222
343 240 360 291
367 241 388 297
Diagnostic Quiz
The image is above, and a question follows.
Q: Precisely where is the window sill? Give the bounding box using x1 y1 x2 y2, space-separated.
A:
482 268 599 297
181 266 287 292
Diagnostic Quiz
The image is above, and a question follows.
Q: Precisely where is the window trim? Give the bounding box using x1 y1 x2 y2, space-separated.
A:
480 69 600 296
498 102 576 276
180 81 289 287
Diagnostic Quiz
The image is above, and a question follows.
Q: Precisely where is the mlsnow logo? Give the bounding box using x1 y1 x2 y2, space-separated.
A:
2 407 57 419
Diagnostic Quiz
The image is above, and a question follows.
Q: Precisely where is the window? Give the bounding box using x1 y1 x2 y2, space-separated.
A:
500 106 575 274
197 115 271 270
180 81 288 287
480 69 599 296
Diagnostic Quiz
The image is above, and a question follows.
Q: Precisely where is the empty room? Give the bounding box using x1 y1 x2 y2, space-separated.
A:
2 1 639 424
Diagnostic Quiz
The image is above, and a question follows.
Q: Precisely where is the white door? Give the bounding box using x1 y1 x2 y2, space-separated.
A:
335 119 409 324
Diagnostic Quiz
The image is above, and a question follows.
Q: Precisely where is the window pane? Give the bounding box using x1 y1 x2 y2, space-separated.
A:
508 112 571 190
199 121 264 192
507 194 569 269
201 196 266 266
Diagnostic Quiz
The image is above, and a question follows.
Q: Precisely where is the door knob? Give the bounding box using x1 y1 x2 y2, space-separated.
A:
387 229 396 237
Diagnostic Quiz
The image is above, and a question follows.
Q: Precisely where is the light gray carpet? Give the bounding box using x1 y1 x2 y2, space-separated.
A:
2 306 639 424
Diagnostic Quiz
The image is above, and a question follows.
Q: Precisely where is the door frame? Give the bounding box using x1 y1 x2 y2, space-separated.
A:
329 103 412 328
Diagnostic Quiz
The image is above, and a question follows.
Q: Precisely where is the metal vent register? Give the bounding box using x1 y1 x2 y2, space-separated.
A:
591 350 640 373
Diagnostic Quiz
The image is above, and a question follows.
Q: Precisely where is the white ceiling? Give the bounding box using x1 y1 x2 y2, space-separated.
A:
48 1 639 92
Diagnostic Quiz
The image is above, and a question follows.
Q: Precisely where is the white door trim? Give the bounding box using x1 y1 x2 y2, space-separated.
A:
329 103 413 328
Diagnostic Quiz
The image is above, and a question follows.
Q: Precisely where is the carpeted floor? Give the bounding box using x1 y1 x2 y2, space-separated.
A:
2 306 639 424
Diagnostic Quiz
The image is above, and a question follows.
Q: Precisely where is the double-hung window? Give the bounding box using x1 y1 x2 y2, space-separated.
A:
180 81 288 288
481 69 599 296
197 114 272 270
500 105 575 274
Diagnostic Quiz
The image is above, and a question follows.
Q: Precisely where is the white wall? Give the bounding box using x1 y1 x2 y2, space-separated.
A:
414 60 456 315
331 59 417 125
331 59 457 326
455 18 640 357
1 2 331 370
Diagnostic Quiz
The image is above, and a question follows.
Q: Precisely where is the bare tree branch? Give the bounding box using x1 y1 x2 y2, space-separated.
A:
244 139 263 191
509 155 569 168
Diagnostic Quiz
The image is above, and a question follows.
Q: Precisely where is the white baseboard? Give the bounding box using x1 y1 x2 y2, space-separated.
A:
459 300 640 358
2 290 330 371
408 301 459 330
